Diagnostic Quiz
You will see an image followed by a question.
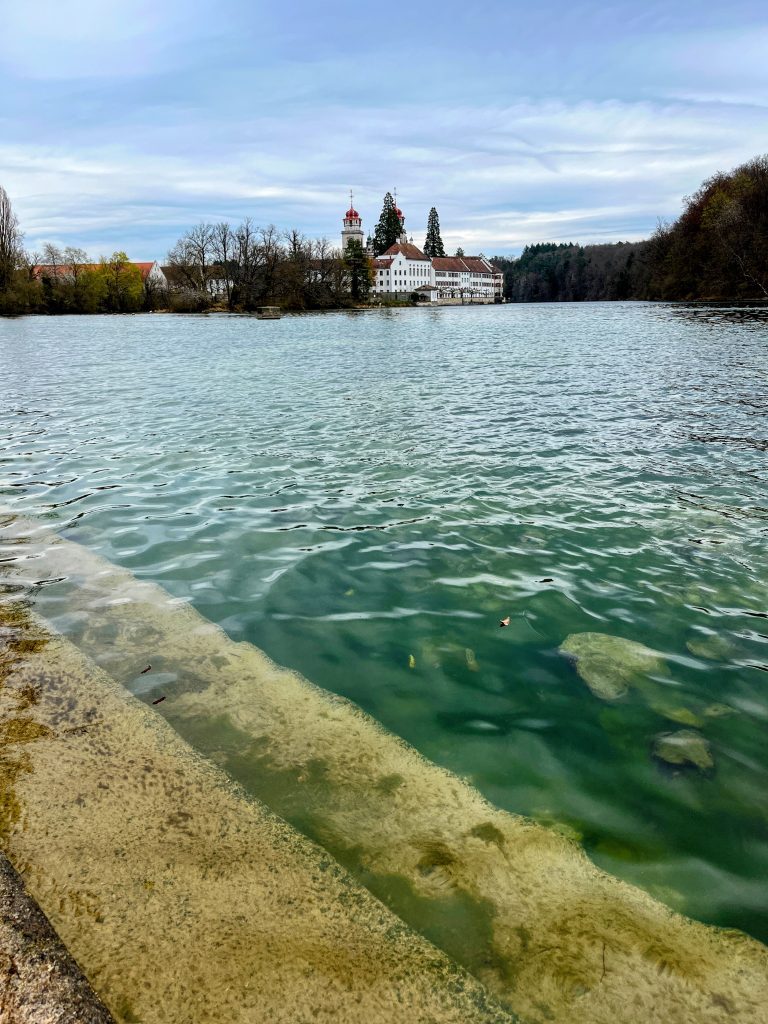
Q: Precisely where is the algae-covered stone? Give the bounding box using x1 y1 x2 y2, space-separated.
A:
703 702 736 719
686 634 735 661
653 730 714 771
560 632 666 701
649 703 704 728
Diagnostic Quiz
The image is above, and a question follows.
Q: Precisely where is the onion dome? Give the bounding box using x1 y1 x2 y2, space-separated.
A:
345 207 360 219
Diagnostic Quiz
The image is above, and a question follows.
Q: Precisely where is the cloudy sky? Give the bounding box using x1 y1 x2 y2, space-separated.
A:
1 0 766 258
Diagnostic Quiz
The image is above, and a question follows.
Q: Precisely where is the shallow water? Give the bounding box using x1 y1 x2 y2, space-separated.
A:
1 305 767 942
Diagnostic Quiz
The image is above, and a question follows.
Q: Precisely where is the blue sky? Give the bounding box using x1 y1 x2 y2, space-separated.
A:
1 0 767 258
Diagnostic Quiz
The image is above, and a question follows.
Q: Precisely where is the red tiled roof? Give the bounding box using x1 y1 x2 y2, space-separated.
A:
382 242 429 261
371 258 393 269
431 257 467 272
132 261 158 281
431 255 499 275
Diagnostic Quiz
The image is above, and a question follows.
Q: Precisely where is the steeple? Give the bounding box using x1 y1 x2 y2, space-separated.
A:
341 190 365 251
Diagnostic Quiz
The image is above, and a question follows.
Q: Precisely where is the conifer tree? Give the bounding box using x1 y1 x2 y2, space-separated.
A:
344 239 373 301
455 247 465 258
423 207 445 258
373 193 403 256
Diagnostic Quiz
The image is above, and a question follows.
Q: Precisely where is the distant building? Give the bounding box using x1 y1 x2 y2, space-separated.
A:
340 198 503 302
372 242 432 296
432 255 503 300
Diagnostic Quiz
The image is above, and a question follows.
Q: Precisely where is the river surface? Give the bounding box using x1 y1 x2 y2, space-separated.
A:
1 305 767 942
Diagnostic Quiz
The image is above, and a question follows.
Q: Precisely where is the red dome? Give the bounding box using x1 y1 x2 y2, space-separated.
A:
345 207 360 219
395 206 403 218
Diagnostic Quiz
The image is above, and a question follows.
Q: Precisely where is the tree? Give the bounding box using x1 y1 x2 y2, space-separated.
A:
0 186 23 292
98 252 143 312
212 221 236 307
455 247 465 258
373 192 402 256
344 239 373 301
167 223 217 295
423 207 445 258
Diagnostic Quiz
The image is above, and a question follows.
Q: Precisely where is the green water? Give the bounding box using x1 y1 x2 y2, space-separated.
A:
1 305 767 942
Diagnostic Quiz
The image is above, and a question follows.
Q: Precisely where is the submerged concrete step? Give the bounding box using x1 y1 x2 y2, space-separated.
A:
2 516 768 1024
0 608 515 1024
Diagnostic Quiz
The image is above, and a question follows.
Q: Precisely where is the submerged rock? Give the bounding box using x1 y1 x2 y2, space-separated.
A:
703 702 736 719
649 703 705 728
560 632 666 701
686 633 735 661
653 729 714 771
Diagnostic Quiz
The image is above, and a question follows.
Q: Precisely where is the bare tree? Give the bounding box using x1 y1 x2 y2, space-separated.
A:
167 222 217 295
258 225 283 304
211 221 235 307
41 242 64 278
0 186 23 291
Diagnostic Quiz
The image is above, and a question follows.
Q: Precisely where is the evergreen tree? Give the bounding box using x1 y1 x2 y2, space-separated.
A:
373 192 402 256
455 247 465 257
423 207 445 257
344 239 373 301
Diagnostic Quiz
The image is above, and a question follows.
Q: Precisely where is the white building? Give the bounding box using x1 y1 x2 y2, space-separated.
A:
339 198 504 302
432 256 503 300
371 242 433 296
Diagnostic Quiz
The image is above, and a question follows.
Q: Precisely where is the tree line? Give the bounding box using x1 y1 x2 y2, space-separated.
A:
494 155 768 303
0 188 446 314
3 157 766 314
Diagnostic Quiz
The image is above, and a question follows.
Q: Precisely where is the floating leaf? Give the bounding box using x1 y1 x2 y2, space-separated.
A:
408 654 416 669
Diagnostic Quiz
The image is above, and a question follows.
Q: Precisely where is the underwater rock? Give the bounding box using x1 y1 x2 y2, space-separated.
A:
703 702 736 719
649 703 705 728
653 729 714 771
686 634 735 661
560 632 666 700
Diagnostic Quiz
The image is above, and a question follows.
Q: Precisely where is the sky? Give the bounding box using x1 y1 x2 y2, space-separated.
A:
1 0 767 259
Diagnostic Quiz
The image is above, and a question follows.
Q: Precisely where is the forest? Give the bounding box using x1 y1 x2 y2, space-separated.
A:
496 155 768 303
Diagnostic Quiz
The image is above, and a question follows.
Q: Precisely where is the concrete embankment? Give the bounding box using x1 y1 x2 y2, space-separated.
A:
2 517 768 1024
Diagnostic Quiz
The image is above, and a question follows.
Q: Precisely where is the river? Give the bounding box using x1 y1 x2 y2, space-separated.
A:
1 303 767 948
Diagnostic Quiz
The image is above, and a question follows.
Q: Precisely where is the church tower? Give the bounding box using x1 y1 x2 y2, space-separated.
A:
341 192 365 251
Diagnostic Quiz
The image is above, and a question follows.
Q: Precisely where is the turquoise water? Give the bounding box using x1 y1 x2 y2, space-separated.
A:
2 305 767 941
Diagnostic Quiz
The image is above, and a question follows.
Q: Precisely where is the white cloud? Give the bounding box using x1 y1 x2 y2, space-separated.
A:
2 91 765 257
